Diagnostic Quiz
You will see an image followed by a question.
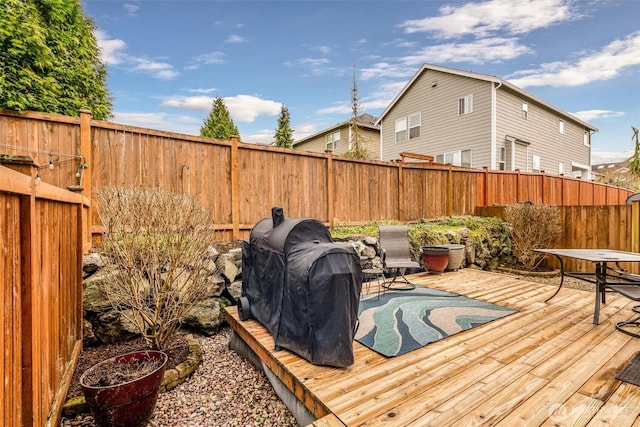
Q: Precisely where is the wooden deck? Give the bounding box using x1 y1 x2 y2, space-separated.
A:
225 269 640 426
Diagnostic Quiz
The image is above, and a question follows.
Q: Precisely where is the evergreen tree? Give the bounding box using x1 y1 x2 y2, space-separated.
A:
0 0 112 120
629 126 640 177
274 104 294 148
344 67 368 159
200 97 240 141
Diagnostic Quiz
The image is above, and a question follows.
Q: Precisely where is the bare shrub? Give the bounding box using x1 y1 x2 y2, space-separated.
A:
504 203 563 270
95 186 217 350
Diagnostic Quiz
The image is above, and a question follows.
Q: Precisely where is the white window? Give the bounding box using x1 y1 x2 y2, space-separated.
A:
325 130 340 150
499 147 506 170
532 155 541 172
522 102 528 119
558 162 564 175
408 113 421 139
559 120 564 134
461 149 471 167
584 130 590 146
436 149 471 167
458 95 473 115
395 118 407 143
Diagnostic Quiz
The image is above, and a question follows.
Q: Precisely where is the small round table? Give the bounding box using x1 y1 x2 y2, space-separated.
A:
362 268 385 299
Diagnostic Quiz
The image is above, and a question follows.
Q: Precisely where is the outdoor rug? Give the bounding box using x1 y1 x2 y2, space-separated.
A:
616 352 640 387
355 286 517 357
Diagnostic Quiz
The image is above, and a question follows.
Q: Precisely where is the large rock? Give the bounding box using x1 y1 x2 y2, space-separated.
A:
217 253 240 283
183 298 225 336
83 267 117 313
83 252 105 278
91 310 140 343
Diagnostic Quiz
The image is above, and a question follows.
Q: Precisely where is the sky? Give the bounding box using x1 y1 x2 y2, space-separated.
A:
82 0 640 164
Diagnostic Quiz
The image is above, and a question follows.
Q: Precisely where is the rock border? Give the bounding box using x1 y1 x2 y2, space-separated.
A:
62 334 203 417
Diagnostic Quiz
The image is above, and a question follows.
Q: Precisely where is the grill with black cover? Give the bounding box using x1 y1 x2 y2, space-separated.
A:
240 208 362 367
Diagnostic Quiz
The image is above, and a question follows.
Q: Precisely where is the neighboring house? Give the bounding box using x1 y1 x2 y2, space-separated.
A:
376 64 597 179
293 113 380 160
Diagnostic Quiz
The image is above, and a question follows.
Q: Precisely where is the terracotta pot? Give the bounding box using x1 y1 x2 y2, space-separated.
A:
80 350 167 427
421 246 450 274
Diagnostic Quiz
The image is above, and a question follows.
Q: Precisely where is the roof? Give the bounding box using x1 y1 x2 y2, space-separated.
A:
374 63 598 132
293 113 380 146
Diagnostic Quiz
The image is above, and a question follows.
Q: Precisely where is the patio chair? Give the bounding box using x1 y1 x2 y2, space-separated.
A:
378 225 421 290
607 283 640 338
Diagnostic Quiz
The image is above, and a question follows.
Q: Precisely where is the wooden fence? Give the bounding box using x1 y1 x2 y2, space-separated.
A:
476 203 640 273
0 109 632 241
0 164 88 427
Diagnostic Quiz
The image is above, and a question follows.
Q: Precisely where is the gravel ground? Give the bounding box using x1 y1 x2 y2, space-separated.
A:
60 328 297 427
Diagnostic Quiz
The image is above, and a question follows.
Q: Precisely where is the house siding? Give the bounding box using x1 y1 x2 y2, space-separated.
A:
294 125 381 159
495 86 590 175
380 70 494 168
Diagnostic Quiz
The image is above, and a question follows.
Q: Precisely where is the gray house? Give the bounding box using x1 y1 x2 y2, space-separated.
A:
293 113 380 160
376 64 597 179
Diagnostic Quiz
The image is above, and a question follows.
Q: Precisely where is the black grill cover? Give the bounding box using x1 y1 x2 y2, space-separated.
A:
241 210 362 367
279 241 362 366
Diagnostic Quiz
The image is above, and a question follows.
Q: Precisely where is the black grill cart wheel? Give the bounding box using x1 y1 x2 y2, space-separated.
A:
238 296 251 321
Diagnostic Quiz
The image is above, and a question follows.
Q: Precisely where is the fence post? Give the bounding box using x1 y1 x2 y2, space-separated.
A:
483 167 489 206
446 164 453 216
20 163 39 426
325 150 334 228
79 110 92 252
230 136 240 240
633 201 640 254
398 161 404 221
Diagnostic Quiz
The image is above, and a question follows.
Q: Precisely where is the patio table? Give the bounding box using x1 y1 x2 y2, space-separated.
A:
534 249 640 325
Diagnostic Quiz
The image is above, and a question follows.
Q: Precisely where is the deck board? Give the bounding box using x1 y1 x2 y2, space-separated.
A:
225 269 640 426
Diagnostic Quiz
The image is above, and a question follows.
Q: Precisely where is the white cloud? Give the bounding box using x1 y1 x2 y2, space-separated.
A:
94 30 179 79
194 52 226 65
131 58 179 80
243 129 276 145
572 110 625 122
112 112 200 135
188 88 217 94
360 62 415 81
160 96 212 111
507 31 640 87
123 3 140 16
317 104 350 115
94 30 127 65
591 150 633 164
402 37 532 65
226 35 245 44
160 94 282 123
311 45 332 54
400 0 574 39
224 95 282 122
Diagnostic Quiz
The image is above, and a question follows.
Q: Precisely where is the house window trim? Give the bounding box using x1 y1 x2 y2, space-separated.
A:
435 149 472 168
395 118 407 143
458 95 473 116
522 102 528 119
325 130 340 151
408 112 421 140
532 154 541 173
559 120 565 135
499 147 507 170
